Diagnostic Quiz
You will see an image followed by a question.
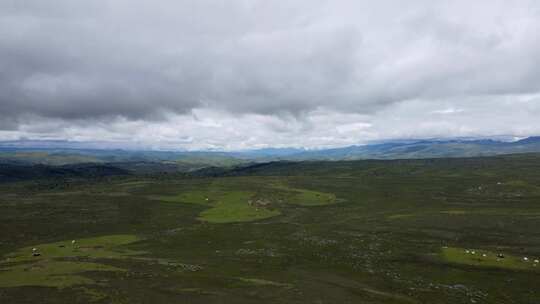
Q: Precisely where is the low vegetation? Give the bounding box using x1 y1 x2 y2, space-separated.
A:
1 154 540 303
0 235 141 288
440 247 540 271
148 180 337 223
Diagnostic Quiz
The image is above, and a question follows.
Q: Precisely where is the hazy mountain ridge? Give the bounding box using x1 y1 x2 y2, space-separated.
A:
282 137 540 160
1 137 540 166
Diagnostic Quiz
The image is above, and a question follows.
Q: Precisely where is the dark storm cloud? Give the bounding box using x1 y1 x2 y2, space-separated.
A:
1 0 368 119
1 1 540 148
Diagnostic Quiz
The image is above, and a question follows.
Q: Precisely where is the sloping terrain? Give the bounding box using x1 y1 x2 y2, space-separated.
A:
1 155 540 303
0 163 130 182
3 137 540 166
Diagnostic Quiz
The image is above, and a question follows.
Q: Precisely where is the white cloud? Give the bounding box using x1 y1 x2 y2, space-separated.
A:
1 1 540 149
431 108 464 115
2 92 540 150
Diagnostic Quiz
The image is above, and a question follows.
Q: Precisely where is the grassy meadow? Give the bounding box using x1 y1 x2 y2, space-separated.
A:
1 155 540 303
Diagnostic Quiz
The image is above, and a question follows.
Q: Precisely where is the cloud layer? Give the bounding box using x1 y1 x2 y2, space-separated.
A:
1 1 540 149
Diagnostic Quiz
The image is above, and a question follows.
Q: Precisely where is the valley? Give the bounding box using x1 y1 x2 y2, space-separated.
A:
1 155 540 303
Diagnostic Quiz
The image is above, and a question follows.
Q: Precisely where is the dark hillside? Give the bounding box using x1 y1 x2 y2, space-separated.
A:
0 163 129 182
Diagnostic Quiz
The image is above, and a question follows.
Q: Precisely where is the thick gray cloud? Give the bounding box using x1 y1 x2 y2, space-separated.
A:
1 1 540 148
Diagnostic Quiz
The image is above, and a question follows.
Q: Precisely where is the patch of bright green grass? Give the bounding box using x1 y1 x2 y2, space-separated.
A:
150 188 281 223
4 234 142 263
0 234 141 288
198 192 280 223
387 213 416 220
440 247 540 271
269 183 337 206
149 190 215 206
0 261 123 288
503 180 531 187
237 277 293 288
439 210 468 215
148 179 336 224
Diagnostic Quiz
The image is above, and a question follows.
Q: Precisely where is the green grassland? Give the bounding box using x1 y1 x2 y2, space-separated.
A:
0 261 122 288
0 234 142 288
4 234 142 263
1 154 540 303
282 187 336 206
149 191 213 205
441 247 539 271
197 191 281 223
148 180 336 223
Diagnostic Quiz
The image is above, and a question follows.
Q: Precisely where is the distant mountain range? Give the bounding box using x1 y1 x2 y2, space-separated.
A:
1 137 540 167
280 137 540 160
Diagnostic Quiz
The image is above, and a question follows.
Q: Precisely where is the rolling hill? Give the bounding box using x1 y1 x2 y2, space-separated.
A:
1 137 540 166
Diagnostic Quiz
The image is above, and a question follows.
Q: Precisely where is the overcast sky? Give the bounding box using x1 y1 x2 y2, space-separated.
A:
1 0 540 150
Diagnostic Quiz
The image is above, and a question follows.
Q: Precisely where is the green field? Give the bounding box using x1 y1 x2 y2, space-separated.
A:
148 180 336 223
1 155 540 303
441 247 539 271
0 235 142 288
